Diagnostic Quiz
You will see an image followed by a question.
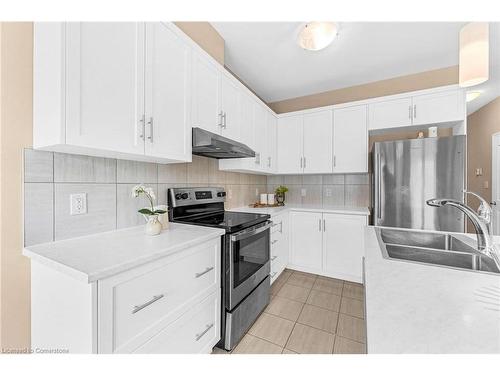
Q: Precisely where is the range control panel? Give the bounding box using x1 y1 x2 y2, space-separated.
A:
168 187 226 207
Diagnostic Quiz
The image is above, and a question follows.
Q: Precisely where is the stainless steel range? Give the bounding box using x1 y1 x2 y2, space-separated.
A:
168 187 271 351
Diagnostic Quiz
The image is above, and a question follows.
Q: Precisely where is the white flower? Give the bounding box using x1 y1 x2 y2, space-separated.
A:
145 187 156 201
131 184 145 198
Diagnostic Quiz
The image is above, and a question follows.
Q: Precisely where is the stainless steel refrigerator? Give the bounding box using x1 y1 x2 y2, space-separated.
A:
373 135 466 232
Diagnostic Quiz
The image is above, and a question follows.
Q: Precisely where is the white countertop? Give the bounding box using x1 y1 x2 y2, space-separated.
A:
23 223 225 283
364 226 500 353
231 204 370 217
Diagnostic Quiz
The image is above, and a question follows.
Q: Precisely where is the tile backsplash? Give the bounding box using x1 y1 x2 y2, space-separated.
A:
267 174 370 207
23 150 267 246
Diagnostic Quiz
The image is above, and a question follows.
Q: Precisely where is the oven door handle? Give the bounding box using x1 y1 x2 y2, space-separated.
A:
230 221 272 242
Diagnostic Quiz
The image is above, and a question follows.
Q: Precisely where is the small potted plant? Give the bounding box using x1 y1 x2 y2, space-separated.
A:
275 185 288 206
131 185 166 235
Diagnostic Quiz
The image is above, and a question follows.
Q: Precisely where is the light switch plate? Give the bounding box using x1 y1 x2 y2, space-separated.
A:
325 188 332 197
301 188 306 197
70 193 87 215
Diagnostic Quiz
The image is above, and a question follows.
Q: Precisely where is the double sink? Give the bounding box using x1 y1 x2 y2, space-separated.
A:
376 227 500 274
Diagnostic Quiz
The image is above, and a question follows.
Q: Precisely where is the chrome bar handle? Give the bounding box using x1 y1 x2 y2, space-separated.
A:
218 111 223 128
319 219 321 231
304 157 306 169
300 157 303 169
132 294 164 314
408 105 412 119
334 155 336 167
147 117 154 143
413 104 417 119
376 152 382 219
195 266 214 278
222 112 227 129
323 219 326 232
271 239 278 244
195 323 214 341
271 255 278 261
230 221 272 242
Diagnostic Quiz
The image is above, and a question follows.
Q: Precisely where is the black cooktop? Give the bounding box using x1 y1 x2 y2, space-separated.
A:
173 211 270 233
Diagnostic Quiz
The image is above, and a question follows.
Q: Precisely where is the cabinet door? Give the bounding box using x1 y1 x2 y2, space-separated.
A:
220 73 241 141
253 103 268 170
267 113 277 173
277 116 303 174
289 211 323 271
303 110 333 173
144 23 191 161
323 214 367 283
412 90 465 126
239 93 256 149
368 97 412 130
191 51 221 133
65 22 145 155
333 105 368 173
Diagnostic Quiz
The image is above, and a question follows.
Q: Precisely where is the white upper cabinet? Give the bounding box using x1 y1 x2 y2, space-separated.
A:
34 22 193 163
368 97 413 130
144 23 192 162
266 113 277 173
369 88 465 131
191 50 221 134
253 103 268 170
411 90 465 126
65 22 146 155
277 116 303 174
333 105 368 173
302 110 333 174
220 72 241 142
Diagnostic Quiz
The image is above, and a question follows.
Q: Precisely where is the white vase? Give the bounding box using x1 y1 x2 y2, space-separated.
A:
145 215 162 236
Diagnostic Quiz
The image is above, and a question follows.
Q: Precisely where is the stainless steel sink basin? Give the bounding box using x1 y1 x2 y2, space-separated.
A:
376 228 500 274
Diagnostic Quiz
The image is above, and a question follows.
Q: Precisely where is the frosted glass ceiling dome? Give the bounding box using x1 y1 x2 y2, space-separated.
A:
297 22 339 51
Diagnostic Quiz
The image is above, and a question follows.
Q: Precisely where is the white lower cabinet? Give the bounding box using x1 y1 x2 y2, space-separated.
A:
290 211 323 271
323 213 367 282
30 237 221 354
270 212 289 283
289 211 368 283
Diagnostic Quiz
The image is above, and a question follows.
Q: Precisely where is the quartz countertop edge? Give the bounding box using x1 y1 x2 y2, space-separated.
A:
364 226 500 354
23 223 225 284
230 204 370 216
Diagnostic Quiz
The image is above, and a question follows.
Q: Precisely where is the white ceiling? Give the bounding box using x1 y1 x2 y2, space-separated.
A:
211 22 500 113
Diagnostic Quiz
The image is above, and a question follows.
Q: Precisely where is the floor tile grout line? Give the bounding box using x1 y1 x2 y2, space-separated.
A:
282 287 311 353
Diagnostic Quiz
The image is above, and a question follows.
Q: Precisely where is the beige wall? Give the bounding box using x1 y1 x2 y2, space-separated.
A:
174 22 225 65
0 22 33 351
269 66 459 113
467 97 500 208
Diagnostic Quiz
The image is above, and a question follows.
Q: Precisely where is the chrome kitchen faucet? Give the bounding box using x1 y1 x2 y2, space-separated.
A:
426 190 500 270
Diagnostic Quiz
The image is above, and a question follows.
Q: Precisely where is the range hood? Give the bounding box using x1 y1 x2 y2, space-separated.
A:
192 127 256 159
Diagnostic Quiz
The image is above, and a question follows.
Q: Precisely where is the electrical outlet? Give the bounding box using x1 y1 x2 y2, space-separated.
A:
484 181 489 189
476 168 483 176
255 188 259 197
325 188 332 197
301 188 306 197
70 193 87 215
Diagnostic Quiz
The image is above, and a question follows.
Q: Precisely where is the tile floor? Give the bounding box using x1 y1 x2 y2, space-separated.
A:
212 269 367 354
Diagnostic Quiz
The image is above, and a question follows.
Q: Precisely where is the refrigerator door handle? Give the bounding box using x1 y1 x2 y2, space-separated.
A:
376 152 382 220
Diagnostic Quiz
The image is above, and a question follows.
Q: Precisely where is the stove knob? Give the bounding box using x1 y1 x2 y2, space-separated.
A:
217 192 226 197
181 193 189 200
175 193 182 200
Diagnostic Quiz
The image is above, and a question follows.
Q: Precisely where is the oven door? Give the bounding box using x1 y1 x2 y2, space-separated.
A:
227 221 271 310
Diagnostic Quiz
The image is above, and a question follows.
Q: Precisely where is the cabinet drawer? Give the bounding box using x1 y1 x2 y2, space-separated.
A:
134 291 220 354
99 239 220 353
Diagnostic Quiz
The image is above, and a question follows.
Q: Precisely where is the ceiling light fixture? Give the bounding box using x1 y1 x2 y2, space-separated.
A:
297 22 339 51
466 91 482 102
459 22 489 87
